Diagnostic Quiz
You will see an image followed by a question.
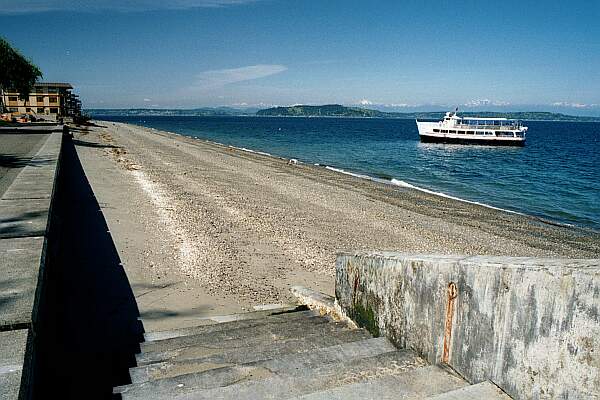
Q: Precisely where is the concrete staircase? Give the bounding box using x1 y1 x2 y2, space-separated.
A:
113 305 510 399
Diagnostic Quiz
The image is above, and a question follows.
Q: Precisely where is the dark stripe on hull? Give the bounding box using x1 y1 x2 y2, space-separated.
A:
419 135 525 147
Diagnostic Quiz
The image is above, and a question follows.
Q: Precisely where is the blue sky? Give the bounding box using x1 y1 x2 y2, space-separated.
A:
1 0 599 114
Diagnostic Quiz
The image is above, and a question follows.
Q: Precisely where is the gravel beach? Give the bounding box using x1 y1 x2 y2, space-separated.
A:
73 121 600 328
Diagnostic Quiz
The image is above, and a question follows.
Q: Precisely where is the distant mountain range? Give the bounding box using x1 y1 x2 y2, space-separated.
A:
86 105 600 122
86 107 259 117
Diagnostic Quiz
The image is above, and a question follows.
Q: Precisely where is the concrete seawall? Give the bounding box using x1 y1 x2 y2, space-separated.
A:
0 128 64 399
335 252 600 400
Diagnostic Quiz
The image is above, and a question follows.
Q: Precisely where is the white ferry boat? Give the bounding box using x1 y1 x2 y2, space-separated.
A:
416 110 527 146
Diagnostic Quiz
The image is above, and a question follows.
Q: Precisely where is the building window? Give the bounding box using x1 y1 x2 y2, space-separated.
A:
49 97 57 103
50 108 59 114
9 96 18 102
37 107 45 113
37 96 44 102
26 108 31 112
9 107 18 112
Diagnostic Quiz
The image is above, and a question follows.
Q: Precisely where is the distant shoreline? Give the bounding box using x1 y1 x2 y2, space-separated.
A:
86 106 600 122
90 113 600 123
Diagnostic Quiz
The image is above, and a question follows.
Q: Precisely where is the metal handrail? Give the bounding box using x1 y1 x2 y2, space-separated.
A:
453 123 522 130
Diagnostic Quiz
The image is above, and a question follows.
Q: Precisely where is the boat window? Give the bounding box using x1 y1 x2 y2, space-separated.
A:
433 129 439 133
449 130 456 134
441 130 448 133
466 131 474 135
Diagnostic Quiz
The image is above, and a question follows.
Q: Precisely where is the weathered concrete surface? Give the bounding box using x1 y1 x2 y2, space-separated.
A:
0 132 62 240
136 318 351 366
0 133 49 197
290 285 354 324
131 328 371 378
123 350 427 400
2 131 62 201
0 131 63 398
0 330 28 400
291 366 467 400
117 337 397 396
427 380 512 399
336 252 600 400
143 308 316 342
0 124 64 133
0 237 45 330
119 303 518 399
0 199 51 239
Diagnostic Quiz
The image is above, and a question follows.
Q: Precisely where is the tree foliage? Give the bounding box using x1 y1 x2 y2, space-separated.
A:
0 37 43 102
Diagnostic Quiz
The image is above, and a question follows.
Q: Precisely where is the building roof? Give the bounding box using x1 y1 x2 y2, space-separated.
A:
34 82 73 89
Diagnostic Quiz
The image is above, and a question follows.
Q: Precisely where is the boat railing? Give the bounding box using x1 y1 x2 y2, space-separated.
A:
455 123 521 130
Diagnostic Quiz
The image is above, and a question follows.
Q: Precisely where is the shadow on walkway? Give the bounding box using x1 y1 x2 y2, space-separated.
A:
0 154 54 169
35 137 142 399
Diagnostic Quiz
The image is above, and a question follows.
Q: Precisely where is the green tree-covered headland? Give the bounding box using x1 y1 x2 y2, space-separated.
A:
256 105 600 122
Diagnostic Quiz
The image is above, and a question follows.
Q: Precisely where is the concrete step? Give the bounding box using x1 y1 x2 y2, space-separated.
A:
211 304 304 321
144 308 317 342
136 318 356 366
126 336 394 385
425 380 512 399
121 349 427 400
117 337 395 395
143 304 305 340
290 365 468 399
130 328 371 380
140 312 328 354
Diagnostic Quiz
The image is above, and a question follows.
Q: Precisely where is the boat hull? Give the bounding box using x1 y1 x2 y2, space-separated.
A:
419 134 525 147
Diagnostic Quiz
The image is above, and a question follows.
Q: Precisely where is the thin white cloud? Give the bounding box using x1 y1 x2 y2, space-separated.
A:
551 102 598 108
191 64 287 90
464 99 511 107
387 103 413 108
0 0 261 14
358 99 373 106
143 98 152 102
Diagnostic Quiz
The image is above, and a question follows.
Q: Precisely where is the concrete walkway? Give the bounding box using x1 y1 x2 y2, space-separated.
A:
0 130 62 399
0 132 49 196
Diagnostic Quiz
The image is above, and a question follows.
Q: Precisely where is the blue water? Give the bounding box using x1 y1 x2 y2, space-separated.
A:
97 116 600 230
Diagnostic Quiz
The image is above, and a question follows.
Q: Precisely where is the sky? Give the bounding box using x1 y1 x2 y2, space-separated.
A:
1 0 599 114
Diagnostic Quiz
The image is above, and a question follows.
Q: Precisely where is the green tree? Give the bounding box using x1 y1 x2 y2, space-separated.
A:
0 37 42 112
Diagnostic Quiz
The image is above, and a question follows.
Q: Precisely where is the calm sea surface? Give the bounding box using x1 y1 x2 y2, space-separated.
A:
97 116 600 230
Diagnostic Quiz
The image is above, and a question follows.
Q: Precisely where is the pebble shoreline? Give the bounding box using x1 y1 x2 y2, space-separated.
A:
81 121 600 306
